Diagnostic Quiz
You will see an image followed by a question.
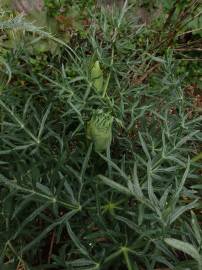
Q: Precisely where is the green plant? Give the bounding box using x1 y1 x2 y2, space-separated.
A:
0 1 201 269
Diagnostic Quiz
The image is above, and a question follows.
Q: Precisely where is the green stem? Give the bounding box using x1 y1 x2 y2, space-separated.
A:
122 248 133 270
104 249 122 264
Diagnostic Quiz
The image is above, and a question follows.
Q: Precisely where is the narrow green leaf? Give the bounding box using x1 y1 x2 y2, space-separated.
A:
159 186 171 209
0 57 12 84
67 258 95 267
23 95 33 121
175 131 199 149
115 215 141 233
164 238 201 264
37 104 51 140
66 221 90 258
147 164 159 208
98 175 132 196
138 132 151 161
169 199 198 224
12 195 34 219
173 158 190 204
99 154 128 181
191 211 202 245
36 182 52 196
132 163 143 199
80 143 92 181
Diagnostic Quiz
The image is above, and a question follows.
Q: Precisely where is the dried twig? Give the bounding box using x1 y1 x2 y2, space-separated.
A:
133 63 160 85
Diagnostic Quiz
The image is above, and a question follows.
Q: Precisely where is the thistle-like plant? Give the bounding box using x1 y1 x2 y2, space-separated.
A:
86 109 113 152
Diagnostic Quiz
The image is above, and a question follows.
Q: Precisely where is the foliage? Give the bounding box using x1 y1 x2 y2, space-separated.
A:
0 1 202 269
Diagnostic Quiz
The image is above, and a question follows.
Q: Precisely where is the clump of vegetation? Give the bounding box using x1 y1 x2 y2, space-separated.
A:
0 0 202 269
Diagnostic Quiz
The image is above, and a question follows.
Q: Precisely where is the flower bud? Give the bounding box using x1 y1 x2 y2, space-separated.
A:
90 61 103 94
86 109 113 152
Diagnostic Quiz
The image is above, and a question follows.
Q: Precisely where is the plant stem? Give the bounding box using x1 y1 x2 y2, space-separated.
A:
122 248 133 270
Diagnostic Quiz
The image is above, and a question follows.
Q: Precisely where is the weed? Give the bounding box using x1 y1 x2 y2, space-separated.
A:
0 1 202 269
